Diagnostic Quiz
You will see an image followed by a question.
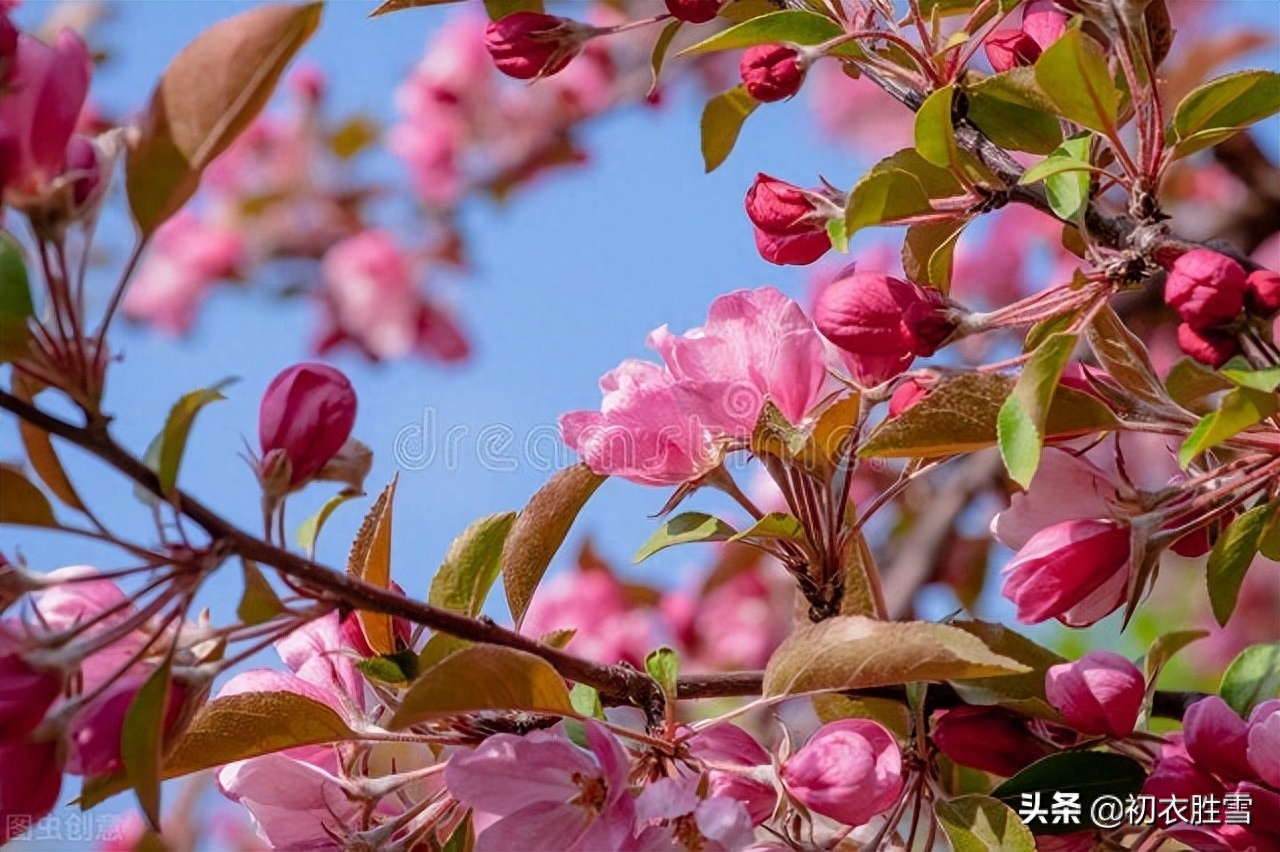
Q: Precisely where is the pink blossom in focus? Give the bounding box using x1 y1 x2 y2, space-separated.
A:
1000 518 1131 626
1045 650 1145 738
686 723 776 825
258 362 358 487
991 449 1123 551
444 720 636 852
123 211 246 335
779 719 903 828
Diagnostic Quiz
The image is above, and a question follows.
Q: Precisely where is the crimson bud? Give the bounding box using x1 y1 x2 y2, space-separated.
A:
744 173 832 266
932 706 1051 777
259 363 358 487
1164 249 1246 329
1176 323 1238 369
1245 269 1280 317
739 44 805 103
484 12 586 81
1045 650 1145 738
664 0 722 24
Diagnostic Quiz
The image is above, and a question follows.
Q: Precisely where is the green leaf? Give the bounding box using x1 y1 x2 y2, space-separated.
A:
730 512 805 544
826 216 849 253
569 683 604 719
915 85 960 169
1178 387 1279 468
860 372 1116 459
645 647 679 705
127 2 323 234
844 148 962 238
416 631 470 673
993 753 1145 836
1220 643 1280 717
1172 70 1280 158
902 219 966 293
966 67 1063 155
634 513 738 562
0 233 34 364
121 661 171 828
1087 304 1171 410
430 512 517 617
79 691 359 808
680 9 845 56
1220 363 1280 393
502 463 607 628
649 20 682 95
1021 133 1092 223
0 465 58 528
155 379 235 494
1034 28 1122 135
296 492 359 558
356 650 419 685
936 795 1036 852
1260 508 1280 561
1207 502 1277 626
1165 357 1233 410
998 332 1077 487
762 616 1029 697
237 559 287 626
700 86 759 173
389 645 575 729
1144 629 1209 685
346 477 400 656
947 621 1065 718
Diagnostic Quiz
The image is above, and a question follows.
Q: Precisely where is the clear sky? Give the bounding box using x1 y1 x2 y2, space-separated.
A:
4 0 1279 837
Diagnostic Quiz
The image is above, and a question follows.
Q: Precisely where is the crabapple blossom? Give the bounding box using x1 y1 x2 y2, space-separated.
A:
984 30 1042 72
258 362 357 488
484 12 586 80
779 719 903 828
0 738 62 843
444 720 635 852
686 724 777 824
1044 651 1145 738
931 706 1051 777
744 173 834 266
887 378 930 418
1164 249 1247 330
1176 323 1239 368
1249 701 1280 788
632 776 755 850
1245 268 1280 316
739 45 804 102
664 0 722 24
1000 518 1131 626
0 646 62 744
67 671 190 776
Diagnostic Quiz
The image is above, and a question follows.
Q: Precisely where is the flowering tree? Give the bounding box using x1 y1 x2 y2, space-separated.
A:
1 0 1279 849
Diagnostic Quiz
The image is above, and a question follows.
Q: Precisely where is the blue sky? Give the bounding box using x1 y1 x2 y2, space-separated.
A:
3 0 1279 837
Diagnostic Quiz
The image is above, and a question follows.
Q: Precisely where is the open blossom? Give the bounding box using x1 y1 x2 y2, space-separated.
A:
780 719 903 828
632 776 755 851
561 287 826 485
445 720 635 852
1045 651 1145 738
0 20 92 202
686 724 776 825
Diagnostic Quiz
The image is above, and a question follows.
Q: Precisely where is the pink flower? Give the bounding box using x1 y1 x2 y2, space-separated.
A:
984 30 1042 72
1021 0 1069 51
123 211 246 335
739 45 805 103
1176 323 1239 368
0 25 91 200
633 777 755 850
1001 519 1130 626
561 287 827 485
931 706 1051 777
1164 249 1247 330
445 721 636 852
664 0 722 24
1245 269 1280 317
887 378 930 418
1248 700 1280 788
814 270 953 385
779 719 903 828
484 12 586 80
1183 696 1257 783
745 173 833 266
521 568 659 667
1045 651 1145 738
0 650 62 745
259 362 357 487
991 449 1122 552
216 614 369 848
0 738 62 843
687 724 776 824
67 670 189 776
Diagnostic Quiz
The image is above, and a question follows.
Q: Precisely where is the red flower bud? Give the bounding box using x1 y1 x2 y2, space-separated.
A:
887 378 930 418
1001 518 1130 626
484 12 584 81
0 654 61 744
744 173 832 266
984 29 1042 72
815 271 954 365
1164 249 1246 329
739 44 804 103
1045 650 1145 738
664 0 722 24
932 706 1051 776
1176 323 1238 369
780 719 903 828
259 363 358 487
1245 269 1280 316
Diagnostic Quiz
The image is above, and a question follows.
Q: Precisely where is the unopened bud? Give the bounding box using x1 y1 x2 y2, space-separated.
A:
739 44 805 103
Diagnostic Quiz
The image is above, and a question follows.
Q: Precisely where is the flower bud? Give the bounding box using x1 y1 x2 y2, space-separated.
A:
67 672 189 776
739 44 805 103
64 134 100 209
664 0 722 24
339 582 413 656
984 30 1041 72
484 12 585 81
1001 518 1130 626
932 706 1051 776
1045 651 1144 738
1164 249 1246 329
258 363 357 488
1176 323 1238 369
1247 700 1280 788
815 271 954 367
1245 269 1280 317
0 653 61 744
744 173 832 266
888 378 930 418
1021 0 1069 50
779 719 903 828
1183 696 1254 782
